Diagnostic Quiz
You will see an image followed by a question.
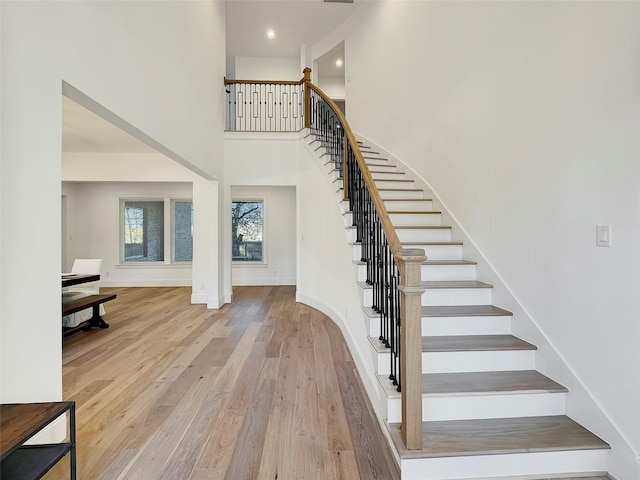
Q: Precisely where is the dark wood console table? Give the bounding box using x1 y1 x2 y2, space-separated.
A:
0 402 76 479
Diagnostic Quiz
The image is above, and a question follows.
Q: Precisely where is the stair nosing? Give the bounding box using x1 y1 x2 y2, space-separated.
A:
377 370 569 398
388 211 442 215
370 334 536 353
388 416 610 459
357 280 492 289
362 304 513 318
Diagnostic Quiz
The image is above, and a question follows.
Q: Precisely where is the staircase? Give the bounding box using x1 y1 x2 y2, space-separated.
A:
308 135 611 480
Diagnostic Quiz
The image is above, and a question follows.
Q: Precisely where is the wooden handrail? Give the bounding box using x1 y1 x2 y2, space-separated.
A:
224 77 304 86
306 83 404 257
305 78 425 450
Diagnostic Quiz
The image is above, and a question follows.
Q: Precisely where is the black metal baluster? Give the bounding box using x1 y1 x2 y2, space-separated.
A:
395 263 402 392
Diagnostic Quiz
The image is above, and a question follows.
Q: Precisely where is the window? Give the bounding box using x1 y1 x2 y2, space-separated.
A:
173 201 193 262
123 201 164 262
232 200 263 262
121 198 193 264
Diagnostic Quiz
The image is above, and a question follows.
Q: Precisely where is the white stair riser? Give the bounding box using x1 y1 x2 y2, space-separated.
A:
386 392 567 423
417 244 463 260
371 172 407 181
390 213 442 227
364 315 511 338
396 228 451 242
348 227 452 243
349 242 464 262
422 350 536 373
366 164 399 172
366 315 512 338
374 179 415 189
379 189 424 200
345 228 358 243
329 172 345 184
423 316 511 336
345 212 441 228
422 264 477 281
400 449 608 480
361 314 511 338
384 200 434 211
422 287 493 306
359 285 492 307
376 350 535 374
364 157 393 170
353 263 367 282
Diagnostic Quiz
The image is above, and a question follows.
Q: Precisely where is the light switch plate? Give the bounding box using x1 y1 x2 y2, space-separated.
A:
596 225 612 247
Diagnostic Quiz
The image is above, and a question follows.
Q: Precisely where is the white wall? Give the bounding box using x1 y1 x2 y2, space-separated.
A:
233 56 302 81
0 1 226 405
313 2 640 477
62 152 221 303
62 181 193 286
317 76 345 100
231 186 296 286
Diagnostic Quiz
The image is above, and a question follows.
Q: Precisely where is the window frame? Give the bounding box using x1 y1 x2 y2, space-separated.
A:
119 197 193 265
171 199 194 263
231 198 267 265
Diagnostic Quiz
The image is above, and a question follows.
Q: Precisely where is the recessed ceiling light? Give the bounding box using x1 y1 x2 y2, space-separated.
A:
336 59 343 68
266 29 275 40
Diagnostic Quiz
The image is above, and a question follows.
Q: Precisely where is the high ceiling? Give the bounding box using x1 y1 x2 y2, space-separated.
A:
63 0 355 154
225 0 356 59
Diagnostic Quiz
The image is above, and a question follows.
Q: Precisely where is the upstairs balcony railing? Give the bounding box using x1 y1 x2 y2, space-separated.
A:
224 69 426 450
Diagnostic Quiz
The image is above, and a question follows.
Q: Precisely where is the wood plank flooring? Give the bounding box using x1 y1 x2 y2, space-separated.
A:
44 286 399 480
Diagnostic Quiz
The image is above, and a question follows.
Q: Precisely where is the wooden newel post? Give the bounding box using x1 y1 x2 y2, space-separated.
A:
303 67 312 129
398 248 426 450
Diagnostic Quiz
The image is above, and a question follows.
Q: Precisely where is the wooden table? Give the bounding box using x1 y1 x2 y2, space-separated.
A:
62 273 100 288
0 402 76 479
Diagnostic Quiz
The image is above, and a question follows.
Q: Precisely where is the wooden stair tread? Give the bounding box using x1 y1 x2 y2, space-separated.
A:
369 334 535 353
377 188 422 192
362 304 513 318
388 210 442 215
374 178 414 183
388 416 610 459
424 260 477 265
422 334 536 352
402 241 463 246
394 225 451 230
378 370 568 397
421 370 567 396
357 280 491 290
422 305 513 317
384 198 433 202
423 280 492 289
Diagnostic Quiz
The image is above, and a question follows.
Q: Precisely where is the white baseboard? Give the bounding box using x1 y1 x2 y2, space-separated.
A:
191 293 208 304
101 279 191 287
231 278 296 286
206 294 227 309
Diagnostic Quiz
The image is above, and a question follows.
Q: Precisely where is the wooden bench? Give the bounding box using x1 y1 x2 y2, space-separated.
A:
62 294 117 337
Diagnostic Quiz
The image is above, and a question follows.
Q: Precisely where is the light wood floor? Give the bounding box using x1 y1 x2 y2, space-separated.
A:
44 286 399 480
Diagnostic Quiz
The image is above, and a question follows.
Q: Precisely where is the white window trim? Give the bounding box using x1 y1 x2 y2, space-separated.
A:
119 197 193 266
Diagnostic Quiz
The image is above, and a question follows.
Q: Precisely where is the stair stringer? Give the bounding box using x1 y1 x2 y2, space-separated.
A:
354 133 636 480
